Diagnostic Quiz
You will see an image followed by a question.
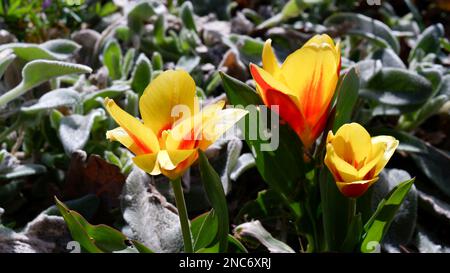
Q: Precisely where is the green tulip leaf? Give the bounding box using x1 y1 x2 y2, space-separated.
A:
333 67 360 131
221 72 305 199
191 210 219 252
55 197 153 253
198 150 229 253
361 178 415 253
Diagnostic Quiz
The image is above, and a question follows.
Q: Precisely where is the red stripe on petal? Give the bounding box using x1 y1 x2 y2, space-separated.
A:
157 123 172 138
250 64 270 103
264 89 306 141
177 127 200 150
308 103 331 146
126 131 153 154
339 182 370 198
250 64 313 146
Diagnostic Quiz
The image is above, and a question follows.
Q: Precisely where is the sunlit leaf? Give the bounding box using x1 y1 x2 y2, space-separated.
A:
361 178 415 253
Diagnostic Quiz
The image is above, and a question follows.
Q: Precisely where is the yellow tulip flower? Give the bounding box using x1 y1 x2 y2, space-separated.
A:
250 34 341 148
324 123 399 198
104 70 247 180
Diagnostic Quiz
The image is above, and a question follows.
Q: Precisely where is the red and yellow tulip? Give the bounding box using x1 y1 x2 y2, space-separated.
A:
324 123 399 198
105 70 247 180
250 34 341 148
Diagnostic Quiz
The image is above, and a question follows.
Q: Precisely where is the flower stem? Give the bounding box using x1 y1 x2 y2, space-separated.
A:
348 198 357 226
0 83 26 108
171 177 193 253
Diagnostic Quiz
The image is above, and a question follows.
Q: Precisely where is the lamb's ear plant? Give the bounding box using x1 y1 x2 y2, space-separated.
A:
0 60 91 108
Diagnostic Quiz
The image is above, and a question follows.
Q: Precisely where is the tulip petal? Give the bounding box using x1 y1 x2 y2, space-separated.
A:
309 108 331 146
165 101 247 151
371 135 399 176
199 108 248 150
325 143 359 182
106 127 146 155
331 123 372 168
336 178 378 198
280 34 339 122
357 141 386 179
105 98 159 154
250 63 297 99
132 153 160 175
263 88 312 146
165 112 202 151
165 149 197 169
139 70 198 136
157 150 196 171
304 34 340 61
160 149 198 180
262 39 281 76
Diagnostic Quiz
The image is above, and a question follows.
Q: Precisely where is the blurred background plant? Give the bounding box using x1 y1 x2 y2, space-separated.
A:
0 0 449 253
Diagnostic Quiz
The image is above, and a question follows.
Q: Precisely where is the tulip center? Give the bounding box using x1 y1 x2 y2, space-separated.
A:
350 157 366 171
159 130 170 149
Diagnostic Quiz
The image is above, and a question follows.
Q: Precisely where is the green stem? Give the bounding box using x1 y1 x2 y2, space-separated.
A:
348 198 357 226
0 83 27 108
171 177 193 253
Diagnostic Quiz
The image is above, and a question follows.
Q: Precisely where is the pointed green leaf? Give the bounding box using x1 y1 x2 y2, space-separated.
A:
198 150 229 253
191 210 219 252
361 178 415 253
333 67 359 131
220 72 304 198
55 197 153 253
